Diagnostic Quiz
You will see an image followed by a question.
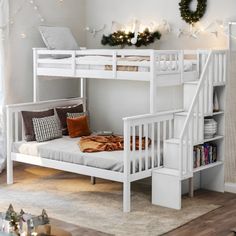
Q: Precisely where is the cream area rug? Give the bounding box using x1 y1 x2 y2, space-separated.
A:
0 165 220 236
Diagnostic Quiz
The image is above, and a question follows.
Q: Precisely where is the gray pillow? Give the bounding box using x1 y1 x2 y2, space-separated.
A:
32 115 62 142
21 109 55 141
38 26 79 58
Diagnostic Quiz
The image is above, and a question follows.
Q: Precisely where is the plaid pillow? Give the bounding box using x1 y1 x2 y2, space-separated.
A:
67 112 86 118
32 116 62 142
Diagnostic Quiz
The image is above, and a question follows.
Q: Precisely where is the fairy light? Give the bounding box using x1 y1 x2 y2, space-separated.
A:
0 0 51 40
28 0 45 23
20 33 27 39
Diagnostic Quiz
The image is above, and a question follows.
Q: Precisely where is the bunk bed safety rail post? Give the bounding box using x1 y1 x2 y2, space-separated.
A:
179 51 214 178
155 50 182 75
123 110 177 178
71 51 76 77
33 48 39 102
6 105 28 184
123 110 176 211
212 50 228 84
197 50 228 84
180 50 184 83
150 50 156 113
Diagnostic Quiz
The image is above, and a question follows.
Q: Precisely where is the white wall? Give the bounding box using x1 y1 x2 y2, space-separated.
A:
85 0 236 133
6 0 86 104
86 0 236 50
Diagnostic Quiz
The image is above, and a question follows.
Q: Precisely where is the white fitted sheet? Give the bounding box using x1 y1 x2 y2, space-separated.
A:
13 136 161 172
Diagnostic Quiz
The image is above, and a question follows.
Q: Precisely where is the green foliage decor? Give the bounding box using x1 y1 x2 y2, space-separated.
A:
101 28 161 47
179 0 207 25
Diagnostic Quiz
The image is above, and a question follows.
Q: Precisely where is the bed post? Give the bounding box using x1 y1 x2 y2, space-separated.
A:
123 120 131 212
6 107 13 184
33 48 39 102
91 176 96 185
80 78 86 110
150 50 156 113
180 51 184 84
81 77 95 184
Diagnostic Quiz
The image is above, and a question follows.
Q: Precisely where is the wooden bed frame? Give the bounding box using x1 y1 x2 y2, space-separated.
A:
6 97 178 212
6 48 228 212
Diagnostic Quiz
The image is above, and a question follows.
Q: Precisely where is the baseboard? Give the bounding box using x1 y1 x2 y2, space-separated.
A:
225 182 236 194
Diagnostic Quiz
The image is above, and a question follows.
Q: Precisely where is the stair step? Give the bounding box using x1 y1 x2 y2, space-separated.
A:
184 81 198 85
154 167 180 177
175 111 188 116
153 168 190 180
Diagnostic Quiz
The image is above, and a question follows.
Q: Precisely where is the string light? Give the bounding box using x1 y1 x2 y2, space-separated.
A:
0 0 46 31
28 0 45 23
20 33 27 39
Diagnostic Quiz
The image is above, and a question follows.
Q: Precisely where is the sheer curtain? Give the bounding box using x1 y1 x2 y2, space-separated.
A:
0 0 9 172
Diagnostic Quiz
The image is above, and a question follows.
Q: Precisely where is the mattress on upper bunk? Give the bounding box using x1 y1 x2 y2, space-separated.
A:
12 136 161 172
37 55 196 72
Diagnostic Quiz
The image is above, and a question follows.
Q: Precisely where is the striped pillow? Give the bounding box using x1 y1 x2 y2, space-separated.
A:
32 116 62 142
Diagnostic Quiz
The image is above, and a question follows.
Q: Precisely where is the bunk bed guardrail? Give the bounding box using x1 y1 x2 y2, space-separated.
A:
123 110 179 211
34 48 184 80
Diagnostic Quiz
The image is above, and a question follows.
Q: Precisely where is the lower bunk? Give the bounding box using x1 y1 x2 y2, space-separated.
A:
6 97 176 212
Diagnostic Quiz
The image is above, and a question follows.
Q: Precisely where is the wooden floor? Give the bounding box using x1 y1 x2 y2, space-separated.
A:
164 190 236 236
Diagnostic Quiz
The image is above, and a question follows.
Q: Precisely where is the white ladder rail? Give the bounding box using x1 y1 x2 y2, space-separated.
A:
179 51 213 178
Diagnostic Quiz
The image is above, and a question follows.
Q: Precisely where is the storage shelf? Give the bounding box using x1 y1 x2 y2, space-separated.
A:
204 135 224 143
193 161 223 173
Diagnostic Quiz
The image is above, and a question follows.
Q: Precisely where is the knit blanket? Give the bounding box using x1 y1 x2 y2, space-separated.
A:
78 135 151 153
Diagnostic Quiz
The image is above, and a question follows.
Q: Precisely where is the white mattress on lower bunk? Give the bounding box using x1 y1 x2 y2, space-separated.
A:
13 136 161 172
38 56 195 72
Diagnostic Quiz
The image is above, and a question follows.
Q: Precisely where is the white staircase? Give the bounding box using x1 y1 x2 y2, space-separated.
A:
152 50 227 210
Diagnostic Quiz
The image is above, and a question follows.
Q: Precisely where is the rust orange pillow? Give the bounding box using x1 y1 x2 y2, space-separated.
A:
67 115 91 138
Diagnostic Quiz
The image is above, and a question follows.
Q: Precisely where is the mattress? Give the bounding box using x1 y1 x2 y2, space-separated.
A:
13 136 161 173
37 55 196 72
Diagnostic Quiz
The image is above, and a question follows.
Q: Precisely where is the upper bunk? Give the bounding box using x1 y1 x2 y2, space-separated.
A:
33 48 199 86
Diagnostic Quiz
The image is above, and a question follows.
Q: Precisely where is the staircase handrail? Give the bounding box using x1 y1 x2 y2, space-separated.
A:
179 51 213 177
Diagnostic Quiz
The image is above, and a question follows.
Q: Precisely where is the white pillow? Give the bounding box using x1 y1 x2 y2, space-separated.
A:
39 26 79 58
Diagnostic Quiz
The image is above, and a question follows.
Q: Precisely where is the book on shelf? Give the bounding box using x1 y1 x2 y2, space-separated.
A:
193 143 217 168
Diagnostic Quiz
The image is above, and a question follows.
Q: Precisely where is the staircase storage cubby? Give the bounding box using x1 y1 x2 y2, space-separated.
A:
152 50 227 210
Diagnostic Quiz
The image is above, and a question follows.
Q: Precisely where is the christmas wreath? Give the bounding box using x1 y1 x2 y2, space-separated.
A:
179 0 207 25
101 28 161 47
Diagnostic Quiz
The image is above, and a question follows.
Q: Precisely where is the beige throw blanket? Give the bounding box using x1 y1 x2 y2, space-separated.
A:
79 135 151 153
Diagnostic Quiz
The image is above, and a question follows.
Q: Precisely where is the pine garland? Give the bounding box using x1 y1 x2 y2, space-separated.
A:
179 0 207 25
101 28 161 47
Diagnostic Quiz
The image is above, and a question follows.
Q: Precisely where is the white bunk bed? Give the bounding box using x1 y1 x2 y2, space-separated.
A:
6 48 228 212
33 48 199 107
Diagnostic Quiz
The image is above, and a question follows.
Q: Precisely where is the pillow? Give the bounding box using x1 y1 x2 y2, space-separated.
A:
56 104 84 135
21 109 54 141
38 26 79 58
67 112 86 119
32 115 62 142
67 115 91 138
